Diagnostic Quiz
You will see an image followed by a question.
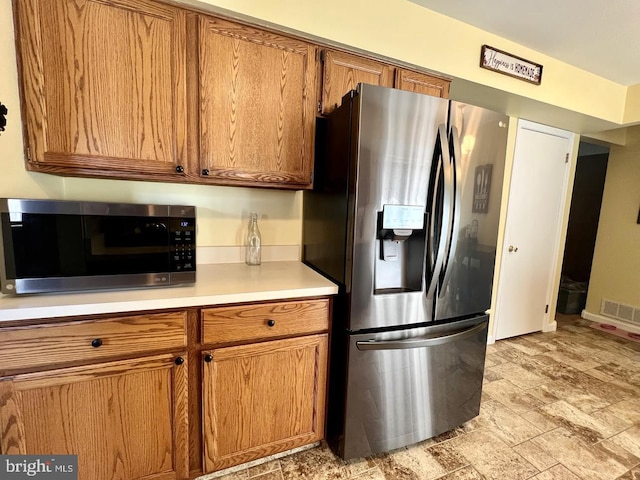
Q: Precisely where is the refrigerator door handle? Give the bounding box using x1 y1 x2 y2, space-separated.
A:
439 126 462 295
426 124 453 301
355 320 487 350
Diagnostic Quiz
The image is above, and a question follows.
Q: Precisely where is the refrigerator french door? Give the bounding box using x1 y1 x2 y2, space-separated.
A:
303 84 507 459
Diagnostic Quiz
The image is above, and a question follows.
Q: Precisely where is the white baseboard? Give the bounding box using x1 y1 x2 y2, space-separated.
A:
582 310 640 334
543 320 557 333
486 335 495 345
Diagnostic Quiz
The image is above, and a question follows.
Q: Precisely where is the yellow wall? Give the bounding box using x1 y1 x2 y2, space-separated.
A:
586 126 640 313
178 0 629 126
624 84 640 124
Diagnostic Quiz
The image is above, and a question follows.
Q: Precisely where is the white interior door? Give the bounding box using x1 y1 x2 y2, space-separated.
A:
494 120 574 340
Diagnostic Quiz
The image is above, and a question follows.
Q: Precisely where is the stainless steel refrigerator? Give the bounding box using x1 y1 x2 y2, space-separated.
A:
303 84 508 460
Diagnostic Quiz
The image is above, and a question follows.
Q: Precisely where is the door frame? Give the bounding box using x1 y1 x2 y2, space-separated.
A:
490 119 577 342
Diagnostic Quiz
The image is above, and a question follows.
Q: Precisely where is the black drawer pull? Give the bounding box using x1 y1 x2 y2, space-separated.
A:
174 356 185 366
204 354 213 363
267 319 276 327
91 338 103 348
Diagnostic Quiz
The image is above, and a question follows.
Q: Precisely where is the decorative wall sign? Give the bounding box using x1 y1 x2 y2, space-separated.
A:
480 45 543 85
472 164 492 213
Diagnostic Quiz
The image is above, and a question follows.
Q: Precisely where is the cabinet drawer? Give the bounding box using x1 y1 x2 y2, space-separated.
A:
0 311 186 371
201 299 329 345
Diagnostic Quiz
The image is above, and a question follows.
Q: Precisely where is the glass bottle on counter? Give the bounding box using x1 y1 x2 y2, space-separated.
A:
245 212 262 266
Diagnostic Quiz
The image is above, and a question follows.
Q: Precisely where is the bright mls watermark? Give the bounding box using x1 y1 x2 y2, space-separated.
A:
0 455 77 479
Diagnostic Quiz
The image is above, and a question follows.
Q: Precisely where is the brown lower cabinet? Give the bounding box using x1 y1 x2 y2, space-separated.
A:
202 334 328 472
199 298 330 474
0 297 331 480
0 353 189 480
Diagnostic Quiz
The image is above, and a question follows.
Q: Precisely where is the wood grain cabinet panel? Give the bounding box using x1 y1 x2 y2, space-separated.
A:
14 0 187 179
202 334 328 472
0 311 186 373
201 299 329 345
0 353 189 480
394 68 450 98
197 17 317 187
320 50 394 114
320 50 450 115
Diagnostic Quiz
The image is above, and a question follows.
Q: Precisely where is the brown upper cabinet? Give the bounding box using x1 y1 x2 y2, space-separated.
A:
320 50 450 114
320 50 394 114
14 0 188 180
13 1 449 189
194 17 317 188
395 68 450 98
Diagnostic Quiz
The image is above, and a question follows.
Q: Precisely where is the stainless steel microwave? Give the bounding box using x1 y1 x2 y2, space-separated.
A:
0 198 196 295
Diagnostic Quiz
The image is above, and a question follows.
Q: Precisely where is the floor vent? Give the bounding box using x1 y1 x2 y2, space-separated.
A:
601 298 640 325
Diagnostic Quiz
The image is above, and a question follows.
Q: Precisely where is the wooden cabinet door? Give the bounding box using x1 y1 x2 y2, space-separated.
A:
394 68 450 98
198 17 317 188
202 334 328 472
14 0 187 179
0 353 188 480
320 50 394 114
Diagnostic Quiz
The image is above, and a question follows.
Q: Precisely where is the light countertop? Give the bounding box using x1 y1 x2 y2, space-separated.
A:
0 262 339 322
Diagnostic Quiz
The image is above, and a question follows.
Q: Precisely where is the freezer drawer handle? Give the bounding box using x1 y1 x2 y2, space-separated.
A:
355 321 486 351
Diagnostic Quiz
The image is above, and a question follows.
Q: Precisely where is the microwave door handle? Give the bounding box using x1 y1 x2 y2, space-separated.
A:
426 124 452 302
440 126 462 295
356 321 487 351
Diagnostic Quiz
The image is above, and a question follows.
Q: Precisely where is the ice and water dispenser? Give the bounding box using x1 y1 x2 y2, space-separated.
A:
374 204 427 293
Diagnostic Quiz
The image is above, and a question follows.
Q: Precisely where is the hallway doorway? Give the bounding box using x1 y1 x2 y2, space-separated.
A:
557 141 609 314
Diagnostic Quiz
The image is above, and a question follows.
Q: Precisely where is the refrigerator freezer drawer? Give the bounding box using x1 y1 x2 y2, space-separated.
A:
340 316 488 459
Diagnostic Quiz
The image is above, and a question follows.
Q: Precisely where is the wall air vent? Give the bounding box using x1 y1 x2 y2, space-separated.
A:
601 298 640 325
618 304 635 322
602 299 619 317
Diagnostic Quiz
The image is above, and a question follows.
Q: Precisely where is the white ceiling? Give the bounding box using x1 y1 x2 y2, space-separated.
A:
409 0 640 86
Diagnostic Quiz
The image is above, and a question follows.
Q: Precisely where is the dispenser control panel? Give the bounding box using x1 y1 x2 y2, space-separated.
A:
382 205 424 230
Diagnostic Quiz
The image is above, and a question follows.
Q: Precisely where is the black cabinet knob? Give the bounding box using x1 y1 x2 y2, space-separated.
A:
267 319 276 327
202 168 210 176
204 354 213 363
174 356 185 366
175 165 184 174
91 338 102 348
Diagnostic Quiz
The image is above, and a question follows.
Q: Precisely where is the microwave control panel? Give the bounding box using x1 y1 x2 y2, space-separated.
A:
169 217 196 271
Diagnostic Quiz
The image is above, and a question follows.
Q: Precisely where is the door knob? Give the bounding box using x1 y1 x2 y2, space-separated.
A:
508 245 518 252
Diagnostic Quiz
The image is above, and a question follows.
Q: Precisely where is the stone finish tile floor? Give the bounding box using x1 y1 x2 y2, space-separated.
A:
213 315 640 480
